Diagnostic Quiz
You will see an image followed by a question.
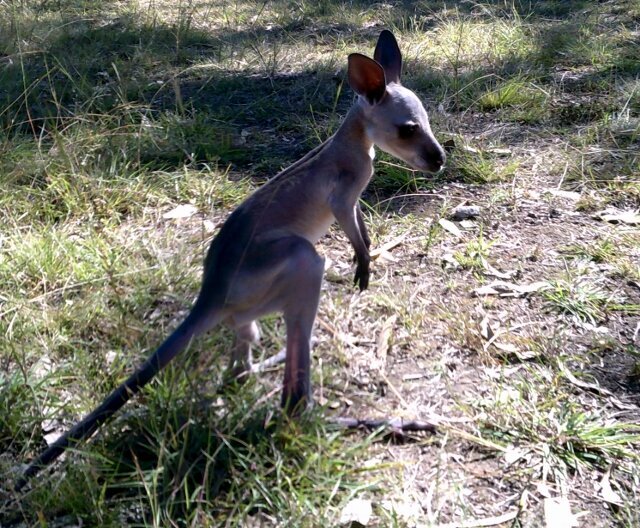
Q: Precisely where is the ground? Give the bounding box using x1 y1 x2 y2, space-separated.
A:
0 1 639 526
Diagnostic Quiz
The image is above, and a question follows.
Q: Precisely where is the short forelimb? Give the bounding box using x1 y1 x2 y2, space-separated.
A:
331 198 371 291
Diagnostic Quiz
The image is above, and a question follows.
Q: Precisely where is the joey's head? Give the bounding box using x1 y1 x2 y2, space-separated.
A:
348 30 446 174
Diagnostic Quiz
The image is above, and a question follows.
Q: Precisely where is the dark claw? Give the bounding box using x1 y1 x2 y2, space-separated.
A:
354 264 369 291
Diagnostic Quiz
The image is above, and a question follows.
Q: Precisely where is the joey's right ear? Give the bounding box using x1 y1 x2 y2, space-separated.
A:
347 53 386 105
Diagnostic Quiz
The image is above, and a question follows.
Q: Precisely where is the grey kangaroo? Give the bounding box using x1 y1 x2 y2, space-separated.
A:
16 30 445 490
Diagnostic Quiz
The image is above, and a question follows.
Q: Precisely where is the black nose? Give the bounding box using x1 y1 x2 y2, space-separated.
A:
425 145 446 172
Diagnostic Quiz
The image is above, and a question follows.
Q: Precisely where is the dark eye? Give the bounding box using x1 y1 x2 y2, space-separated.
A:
398 123 418 139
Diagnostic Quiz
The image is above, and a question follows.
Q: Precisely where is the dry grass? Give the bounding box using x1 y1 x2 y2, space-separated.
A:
1 0 639 526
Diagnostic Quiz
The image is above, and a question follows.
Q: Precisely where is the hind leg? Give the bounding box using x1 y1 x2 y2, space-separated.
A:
220 235 324 412
280 244 324 414
227 320 260 382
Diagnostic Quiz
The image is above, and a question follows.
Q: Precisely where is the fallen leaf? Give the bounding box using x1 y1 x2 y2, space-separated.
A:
493 342 518 354
441 253 460 269
370 233 409 259
600 465 623 506
340 498 372 526
44 430 64 446
380 499 422 523
543 497 581 528
487 147 512 156
485 263 517 280
536 482 553 498
439 218 463 238
375 250 398 262
473 280 549 297
480 315 495 341
503 445 529 465
558 362 613 396
595 209 640 225
434 510 518 528
163 204 198 219
545 189 581 200
402 373 426 381
105 350 118 366
376 315 397 368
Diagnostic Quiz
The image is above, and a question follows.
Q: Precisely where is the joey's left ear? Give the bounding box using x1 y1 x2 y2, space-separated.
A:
347 53 387 105
374 30 402 84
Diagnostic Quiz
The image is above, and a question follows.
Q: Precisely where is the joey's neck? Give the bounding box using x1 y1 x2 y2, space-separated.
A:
327 103 374 171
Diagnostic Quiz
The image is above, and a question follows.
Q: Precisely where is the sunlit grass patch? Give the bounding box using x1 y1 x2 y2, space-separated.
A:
0 123 253 223
453 231 495 272
476 367 640 472
447 144 519 184
424 16 535 72
477 77 550 122
561 238 617 264
543 275 611 325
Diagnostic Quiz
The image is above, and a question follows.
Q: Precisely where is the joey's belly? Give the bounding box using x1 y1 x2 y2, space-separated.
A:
295 211 335 245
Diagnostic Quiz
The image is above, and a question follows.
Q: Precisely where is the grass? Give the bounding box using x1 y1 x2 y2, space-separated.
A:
453 230 495 272
543 275 611 325
1 0 640 526
444 142 520 185
476 77 550 123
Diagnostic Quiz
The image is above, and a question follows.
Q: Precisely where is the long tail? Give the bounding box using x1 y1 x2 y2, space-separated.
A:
15 308 215 491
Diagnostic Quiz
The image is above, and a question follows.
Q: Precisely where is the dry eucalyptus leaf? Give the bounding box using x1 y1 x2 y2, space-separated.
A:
339 498 373 526
545 189 581 201
441 253 460 269
493 342 518 354
376 250 398 262
595 209 640 225
370 233 408 259
163 204 198 220
480 315 495 341
503 445 528 465
543 497 580 528
439 218 463 238
376 314 397 364
435 510 518 528
600 466 623 506
474 280 548 297
380 499 422 524
44 430 64 446
485 263 517 280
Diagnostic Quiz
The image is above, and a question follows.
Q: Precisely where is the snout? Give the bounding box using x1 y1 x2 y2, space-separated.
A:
414 143 446 173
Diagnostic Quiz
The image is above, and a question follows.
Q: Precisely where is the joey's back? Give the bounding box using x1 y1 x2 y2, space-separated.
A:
216 124 375 249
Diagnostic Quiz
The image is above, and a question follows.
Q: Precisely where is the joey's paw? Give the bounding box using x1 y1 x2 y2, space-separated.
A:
224 362 252 386
353 264 369 291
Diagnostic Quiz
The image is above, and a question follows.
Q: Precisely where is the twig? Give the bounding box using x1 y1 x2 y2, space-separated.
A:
331 417 437 434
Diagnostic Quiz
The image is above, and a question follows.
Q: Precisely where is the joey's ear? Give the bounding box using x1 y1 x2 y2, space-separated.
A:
373 30 402 84
347 53 386 105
